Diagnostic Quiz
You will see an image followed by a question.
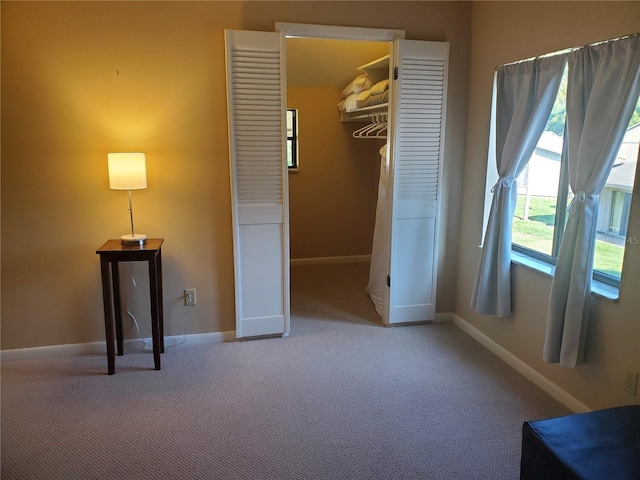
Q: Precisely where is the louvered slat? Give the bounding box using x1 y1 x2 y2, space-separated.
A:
395 55 444 200
229 46 283 205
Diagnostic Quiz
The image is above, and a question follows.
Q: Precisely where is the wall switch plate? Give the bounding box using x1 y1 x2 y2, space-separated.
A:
184 289 197 307
624 370 639 395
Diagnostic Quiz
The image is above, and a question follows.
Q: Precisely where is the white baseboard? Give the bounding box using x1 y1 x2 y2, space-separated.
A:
451 313 591 413
290 255 371 266
1 341 108 361
1 331 237 362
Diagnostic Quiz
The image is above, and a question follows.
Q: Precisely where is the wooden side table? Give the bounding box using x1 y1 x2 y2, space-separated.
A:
96 238 164 374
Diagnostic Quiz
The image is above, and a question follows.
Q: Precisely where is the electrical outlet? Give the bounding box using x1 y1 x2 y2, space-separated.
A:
184 289 197 307
624 370 639 395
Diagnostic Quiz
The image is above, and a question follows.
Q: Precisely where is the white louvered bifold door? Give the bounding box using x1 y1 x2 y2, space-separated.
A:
384 39 449 325
225 30 290 338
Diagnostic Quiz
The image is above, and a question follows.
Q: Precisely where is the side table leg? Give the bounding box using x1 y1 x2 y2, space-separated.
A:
100 257 116 375
111 262 124 356
157 249 164 353
148 256 161 370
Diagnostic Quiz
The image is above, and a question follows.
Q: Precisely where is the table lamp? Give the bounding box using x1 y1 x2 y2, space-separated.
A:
108 153 147 246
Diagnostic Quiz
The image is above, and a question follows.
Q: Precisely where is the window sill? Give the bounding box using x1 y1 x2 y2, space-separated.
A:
510 250 619 301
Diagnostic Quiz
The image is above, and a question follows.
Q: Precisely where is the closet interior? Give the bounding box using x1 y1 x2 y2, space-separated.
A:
286 37 392 317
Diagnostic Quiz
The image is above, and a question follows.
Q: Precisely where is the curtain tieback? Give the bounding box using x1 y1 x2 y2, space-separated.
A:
491 178 514 211
491 177 513 193
566 191 597 231
568 191 596 211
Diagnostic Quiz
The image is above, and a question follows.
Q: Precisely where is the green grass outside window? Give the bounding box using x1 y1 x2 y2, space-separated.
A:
513 195 624 277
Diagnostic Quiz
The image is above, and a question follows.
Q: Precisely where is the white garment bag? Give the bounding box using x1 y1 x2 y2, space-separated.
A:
367 145 389 316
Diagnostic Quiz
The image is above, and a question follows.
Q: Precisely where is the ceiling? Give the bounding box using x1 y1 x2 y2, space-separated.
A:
286 37 391 89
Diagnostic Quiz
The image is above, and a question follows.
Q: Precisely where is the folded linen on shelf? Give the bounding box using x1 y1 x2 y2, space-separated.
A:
341 74 374 98
337 93 359 112
366 90 389 107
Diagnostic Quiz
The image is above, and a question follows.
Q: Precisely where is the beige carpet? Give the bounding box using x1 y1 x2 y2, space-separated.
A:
1 262 570 479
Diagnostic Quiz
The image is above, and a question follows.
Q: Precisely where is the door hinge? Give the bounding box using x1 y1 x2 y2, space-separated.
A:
386 275 391 287
393 67 398 80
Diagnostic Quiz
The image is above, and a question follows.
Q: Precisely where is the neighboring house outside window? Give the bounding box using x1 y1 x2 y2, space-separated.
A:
598 123 639 240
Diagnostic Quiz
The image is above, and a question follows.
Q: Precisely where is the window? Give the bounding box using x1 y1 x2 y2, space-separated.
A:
286 109 298 170
512 69 640 288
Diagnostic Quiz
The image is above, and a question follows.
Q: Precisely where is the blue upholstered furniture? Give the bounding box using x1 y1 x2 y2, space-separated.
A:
520 406 640 480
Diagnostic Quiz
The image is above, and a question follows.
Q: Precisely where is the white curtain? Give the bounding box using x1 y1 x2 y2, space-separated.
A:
471 54 568 317
544 35 640 367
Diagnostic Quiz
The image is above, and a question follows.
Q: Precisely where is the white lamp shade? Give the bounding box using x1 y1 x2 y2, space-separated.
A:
108 153 147 190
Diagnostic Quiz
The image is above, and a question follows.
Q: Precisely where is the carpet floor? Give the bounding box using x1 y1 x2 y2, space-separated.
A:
1 262 570 479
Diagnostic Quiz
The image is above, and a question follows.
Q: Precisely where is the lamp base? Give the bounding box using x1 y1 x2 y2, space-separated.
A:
120 233 147 246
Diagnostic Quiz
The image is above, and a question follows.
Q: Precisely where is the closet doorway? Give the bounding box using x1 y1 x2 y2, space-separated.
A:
225 24 448 339
285 35 391 327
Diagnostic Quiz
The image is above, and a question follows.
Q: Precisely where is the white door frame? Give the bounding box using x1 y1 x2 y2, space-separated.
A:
276 22 406 327
275 22 405 42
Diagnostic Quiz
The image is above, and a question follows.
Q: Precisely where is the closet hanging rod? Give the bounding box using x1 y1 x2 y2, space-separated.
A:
351 110 388 122
340 103 389 122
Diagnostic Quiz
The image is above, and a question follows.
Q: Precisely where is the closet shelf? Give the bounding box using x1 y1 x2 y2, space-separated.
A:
358 55 390 83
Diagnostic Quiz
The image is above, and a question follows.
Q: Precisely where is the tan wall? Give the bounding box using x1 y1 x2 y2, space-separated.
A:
1 1 471 349
457 1 640 409
288 87 384 260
